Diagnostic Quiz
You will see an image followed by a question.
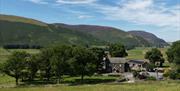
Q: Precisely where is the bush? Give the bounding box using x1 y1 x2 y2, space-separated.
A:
169 71 180 79
146 63 155 72
146 76 156 81
132 70 139 78
163 69 180 79
163 69 171 78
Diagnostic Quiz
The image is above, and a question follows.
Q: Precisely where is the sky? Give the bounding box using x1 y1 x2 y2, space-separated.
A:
0 0 180 42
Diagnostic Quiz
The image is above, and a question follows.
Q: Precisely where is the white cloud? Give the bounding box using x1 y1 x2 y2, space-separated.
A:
123 0 153 10
26 0 48 4
78 15 93 19
93 0 180 31
56 0 97 4
24 0 180 32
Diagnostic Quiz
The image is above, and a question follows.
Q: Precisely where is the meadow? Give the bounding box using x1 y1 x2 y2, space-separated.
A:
0 81 179 91
127 47 170 67
127 47 168 59
0 48 39 63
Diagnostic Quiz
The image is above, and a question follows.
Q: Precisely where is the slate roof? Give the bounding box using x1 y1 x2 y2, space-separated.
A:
128 60 145 64
109 58 128 64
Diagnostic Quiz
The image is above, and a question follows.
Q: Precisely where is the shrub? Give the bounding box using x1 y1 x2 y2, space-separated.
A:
169 71 179 79
146 76 156 81
163 69 171 78
146 63 155 72
132 70 139 78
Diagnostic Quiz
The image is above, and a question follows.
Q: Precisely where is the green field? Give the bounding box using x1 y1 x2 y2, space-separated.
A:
126 47 169 67
127 47 168 60
0 81 179 91
0 48 39 63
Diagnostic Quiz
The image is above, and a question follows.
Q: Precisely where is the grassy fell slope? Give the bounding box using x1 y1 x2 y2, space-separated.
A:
54 23 151 47
0 14 104 46
128 31 169 47
0 15 47 27
0 14 151 47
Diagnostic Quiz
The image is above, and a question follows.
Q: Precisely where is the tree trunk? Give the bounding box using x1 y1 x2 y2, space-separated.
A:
58 75 61 84
160 62 163 67
81 71 84 83
16 77 18 85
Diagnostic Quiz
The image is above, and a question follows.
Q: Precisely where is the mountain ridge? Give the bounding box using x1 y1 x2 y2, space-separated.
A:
128 31 169 47
0 14 168 47
53 23 151 47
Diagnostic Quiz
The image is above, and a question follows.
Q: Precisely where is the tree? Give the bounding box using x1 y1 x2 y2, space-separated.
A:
25 54 38 81
145 48 164 67
166 41 180 73
109 43 128 57
72 47 97 83
166 41 180 64
90 47 105 73
50 45 73 83
2 51 30 85
37 48 54 81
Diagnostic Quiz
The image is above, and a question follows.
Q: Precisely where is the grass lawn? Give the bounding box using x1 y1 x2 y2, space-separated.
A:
127 47 170 67
0 81 179 91
0 48 39 63
127 47 168 60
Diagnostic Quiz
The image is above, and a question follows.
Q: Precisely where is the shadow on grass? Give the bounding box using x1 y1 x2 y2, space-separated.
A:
62 78 116 86
20 77 117 86
19 80 57 87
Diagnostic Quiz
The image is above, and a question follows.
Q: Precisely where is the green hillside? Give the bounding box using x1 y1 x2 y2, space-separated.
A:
0 15 104 46
0 14 150 47
128 31 169 47
54 24 151 47
0 15 47 26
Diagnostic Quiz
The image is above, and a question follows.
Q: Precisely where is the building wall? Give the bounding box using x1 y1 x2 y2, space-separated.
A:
111 63 125 73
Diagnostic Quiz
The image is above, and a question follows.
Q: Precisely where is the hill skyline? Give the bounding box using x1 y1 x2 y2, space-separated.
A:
0 14 170 48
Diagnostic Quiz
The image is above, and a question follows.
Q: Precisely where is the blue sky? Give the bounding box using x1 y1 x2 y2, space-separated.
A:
0 0 180 42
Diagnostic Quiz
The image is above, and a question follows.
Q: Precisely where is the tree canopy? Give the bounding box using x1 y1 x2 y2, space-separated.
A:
166 41 180 74
145 48 164 67
166 41 180 64
2 45 101 85
90 47 106 73
50 45 73 83
109 43 128 57
2 51 30 85
71 46 97 82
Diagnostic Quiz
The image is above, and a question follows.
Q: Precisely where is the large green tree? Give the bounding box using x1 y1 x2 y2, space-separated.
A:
37 48 54 81
72 47 97 82
25 54 38 81
2 51 30 85
166 41 180 73
145 48 165 67
109 43 128 57
166 41 180 64
50 45 73 83
90 47 105 73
